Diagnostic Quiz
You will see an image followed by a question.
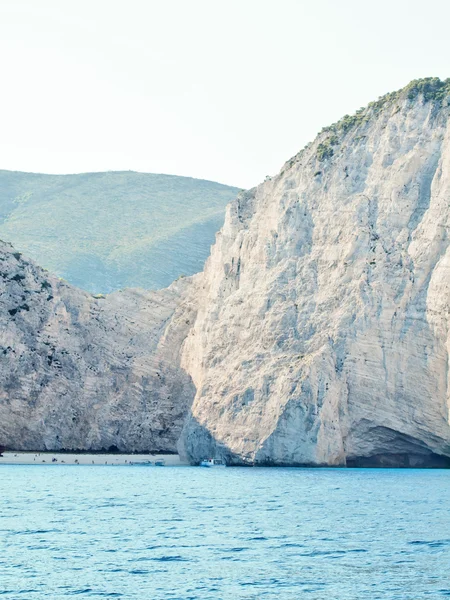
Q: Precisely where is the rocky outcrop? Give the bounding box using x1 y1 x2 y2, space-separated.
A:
3 79 450 467
0 241 197 452
179 78 450 467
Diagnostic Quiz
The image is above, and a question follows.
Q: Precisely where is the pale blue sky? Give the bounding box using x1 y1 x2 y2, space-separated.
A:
0 0 449 188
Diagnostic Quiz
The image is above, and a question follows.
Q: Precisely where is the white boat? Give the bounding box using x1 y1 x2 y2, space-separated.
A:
200 458 226 467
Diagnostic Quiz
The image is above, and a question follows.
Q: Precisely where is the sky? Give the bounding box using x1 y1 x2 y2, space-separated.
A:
0 0 449 189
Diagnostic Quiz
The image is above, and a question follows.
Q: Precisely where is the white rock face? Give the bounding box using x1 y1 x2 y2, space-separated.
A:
2 82 450 466
180 89 450 466
0 241 197 452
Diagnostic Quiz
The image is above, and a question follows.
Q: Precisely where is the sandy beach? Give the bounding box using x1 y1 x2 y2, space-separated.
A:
0 451 188 466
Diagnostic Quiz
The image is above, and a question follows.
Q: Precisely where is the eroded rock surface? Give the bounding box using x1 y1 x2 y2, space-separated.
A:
0 241 196 452
180 80 450 466
3 79 450 467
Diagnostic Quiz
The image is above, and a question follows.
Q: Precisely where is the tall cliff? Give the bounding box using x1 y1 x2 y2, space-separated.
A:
2 79 450 466
180 78 450 467
0 241 196 452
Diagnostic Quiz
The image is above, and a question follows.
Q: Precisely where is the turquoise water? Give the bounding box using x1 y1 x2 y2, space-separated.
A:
1 466 449 599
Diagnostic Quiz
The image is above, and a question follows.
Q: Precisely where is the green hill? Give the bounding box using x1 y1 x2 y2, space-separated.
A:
0 170 240 293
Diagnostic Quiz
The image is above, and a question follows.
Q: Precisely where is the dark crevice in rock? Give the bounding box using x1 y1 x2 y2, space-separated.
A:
346 452 450 468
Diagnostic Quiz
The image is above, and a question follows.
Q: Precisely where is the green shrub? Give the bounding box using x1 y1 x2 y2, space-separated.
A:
323 78 449 139
315 78 450 162
404 77 450 103
317 135 339 161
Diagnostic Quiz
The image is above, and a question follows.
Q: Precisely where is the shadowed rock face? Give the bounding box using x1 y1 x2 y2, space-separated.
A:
179 81 450 467
0 241 197 452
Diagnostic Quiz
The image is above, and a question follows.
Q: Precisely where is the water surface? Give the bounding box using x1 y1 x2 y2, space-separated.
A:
1 466 449 599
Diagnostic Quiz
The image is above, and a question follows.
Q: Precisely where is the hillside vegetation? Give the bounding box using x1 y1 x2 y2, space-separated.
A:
0 170 240 293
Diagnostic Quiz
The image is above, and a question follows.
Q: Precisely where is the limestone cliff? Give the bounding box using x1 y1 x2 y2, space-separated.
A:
180 78 450 467
0 241 196 452
3 78 450 467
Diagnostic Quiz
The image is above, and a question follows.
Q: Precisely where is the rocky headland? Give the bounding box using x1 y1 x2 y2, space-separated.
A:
179 78 450 467
0 240 196 452
2 78 450 467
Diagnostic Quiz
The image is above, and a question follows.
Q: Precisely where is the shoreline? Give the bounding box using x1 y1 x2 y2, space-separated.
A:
0 451 188 466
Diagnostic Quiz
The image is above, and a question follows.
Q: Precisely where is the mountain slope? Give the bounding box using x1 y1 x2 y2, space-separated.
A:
179 78 450 467
0 240 197 452
0 171 239 293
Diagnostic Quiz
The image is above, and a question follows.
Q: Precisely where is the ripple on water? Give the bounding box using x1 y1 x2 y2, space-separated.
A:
0 466 449 599
409 539 450 547
150 555 190 562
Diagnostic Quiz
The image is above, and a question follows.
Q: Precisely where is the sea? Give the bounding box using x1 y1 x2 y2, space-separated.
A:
1 466 449 599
